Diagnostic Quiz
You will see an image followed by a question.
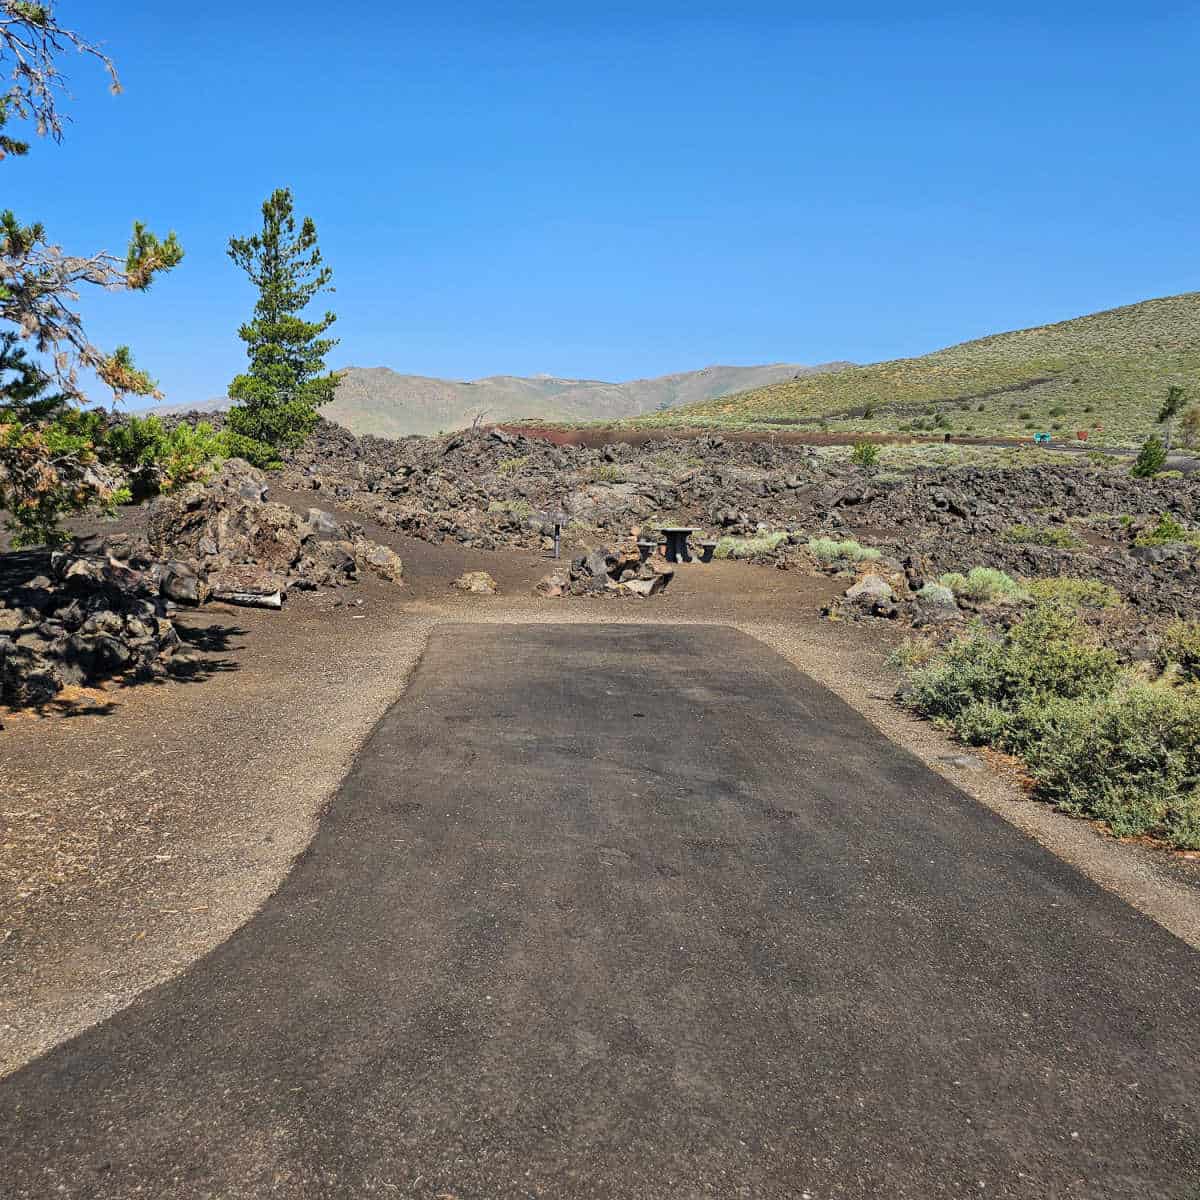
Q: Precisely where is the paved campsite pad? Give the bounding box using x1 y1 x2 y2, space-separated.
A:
3 624 1199 1198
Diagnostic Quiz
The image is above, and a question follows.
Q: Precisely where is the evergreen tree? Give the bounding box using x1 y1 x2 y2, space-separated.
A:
1158 384 1187 451
1130 434 1167 479
0 3 182 545
226 189 337 461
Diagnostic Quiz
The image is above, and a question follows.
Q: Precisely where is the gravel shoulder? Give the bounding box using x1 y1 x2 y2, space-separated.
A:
3 520 1199 1079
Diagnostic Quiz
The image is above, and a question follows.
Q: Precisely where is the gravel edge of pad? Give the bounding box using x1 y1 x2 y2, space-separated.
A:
0 614 438 1079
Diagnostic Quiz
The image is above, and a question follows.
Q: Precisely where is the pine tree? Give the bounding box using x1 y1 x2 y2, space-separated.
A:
1130 435 1167 479
226 189 337 462
0 3 182 546
1158 385 1187 451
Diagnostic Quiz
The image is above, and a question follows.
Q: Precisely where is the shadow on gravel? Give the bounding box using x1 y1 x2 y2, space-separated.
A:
146 622 245 687
176 622 247 654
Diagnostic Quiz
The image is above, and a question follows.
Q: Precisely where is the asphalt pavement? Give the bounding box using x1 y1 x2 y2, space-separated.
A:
3 624 1199 1198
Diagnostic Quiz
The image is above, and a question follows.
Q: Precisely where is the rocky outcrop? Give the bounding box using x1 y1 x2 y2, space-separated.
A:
536 544 674 599
0 546 179 707
278 422 1198 618
146 459 404 603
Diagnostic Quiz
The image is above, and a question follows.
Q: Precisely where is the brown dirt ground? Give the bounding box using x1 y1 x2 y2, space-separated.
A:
2 491 1198 1078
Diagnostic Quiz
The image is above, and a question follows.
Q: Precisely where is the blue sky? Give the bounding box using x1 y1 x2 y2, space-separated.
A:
6 1 1198 404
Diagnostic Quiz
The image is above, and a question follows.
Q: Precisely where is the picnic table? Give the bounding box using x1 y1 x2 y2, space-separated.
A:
655 526 700 563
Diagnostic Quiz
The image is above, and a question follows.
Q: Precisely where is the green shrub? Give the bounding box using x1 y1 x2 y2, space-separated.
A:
487 499 533 520
219 430 281 469
496 455 529 477
916 582 956 605
1133 514 1200 547
1021 687 1200 844
1158 621 1200 682
898 609 1200 847
715 531 790 559
103 415 228 496
1131 436 1167 478
1001 523 1081 548
1027 577 1120 610
587 463 625 483
939 567 1028 604
850 441 881 469
904 606 1119 739
808 536 882 564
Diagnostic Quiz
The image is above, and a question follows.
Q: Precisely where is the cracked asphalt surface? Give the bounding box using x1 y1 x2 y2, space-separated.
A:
3 624 1200 1198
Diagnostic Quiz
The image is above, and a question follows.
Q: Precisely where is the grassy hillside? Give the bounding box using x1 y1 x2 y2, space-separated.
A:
628 293 1200 447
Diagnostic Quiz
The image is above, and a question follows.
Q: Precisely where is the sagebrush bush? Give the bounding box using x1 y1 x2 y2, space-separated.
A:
487 499 533 519
898 608 1200 847
916 582 956 605
587 463 625 483
1021 687 1200 845
715 531 789 559
496 455 530 477
1001 523 1081 548
808 536 882 564
1027 577 1121 610
1158 621 1200 682
902 606 1120 748
939 567 1028 604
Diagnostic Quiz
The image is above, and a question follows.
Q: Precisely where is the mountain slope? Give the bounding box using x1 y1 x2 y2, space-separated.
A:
153 363 850 437
321 362 848 437
633 293 1200 447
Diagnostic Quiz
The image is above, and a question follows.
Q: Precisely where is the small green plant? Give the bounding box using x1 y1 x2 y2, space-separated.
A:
1027 577 1120 610
587 463 625 483
939 567 1028 604
1001 524 1081 549
849 441 881 469
496 455 530 477
916 582 956 605
714 531 789 559
1133 514 1200 547
487 498 533 519
1157 621 1200 682
1131 435 1167 478
808 536 882 564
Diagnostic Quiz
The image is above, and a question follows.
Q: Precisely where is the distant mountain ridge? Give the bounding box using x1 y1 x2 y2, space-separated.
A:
153 361 852 438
